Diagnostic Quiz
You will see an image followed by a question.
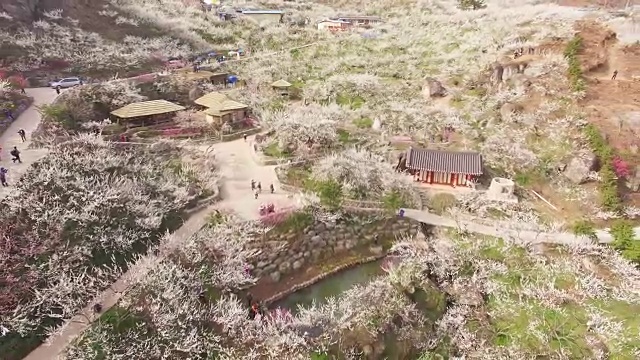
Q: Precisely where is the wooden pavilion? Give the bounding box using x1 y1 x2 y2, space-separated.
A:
403 147 483 188
271 79 292 96
195 92 249 125
110 100 185 128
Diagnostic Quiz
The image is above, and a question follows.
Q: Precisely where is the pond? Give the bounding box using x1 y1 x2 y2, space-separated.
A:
270 259 385 314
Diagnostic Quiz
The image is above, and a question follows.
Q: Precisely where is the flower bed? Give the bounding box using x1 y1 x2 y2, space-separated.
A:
0 138 218 360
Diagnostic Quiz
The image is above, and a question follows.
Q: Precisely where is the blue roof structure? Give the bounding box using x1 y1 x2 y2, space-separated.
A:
241 10 283 14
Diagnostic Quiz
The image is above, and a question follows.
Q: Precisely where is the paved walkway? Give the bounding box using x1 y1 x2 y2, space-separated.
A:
401 209 617 246
0 87 57 198
200 136 301 219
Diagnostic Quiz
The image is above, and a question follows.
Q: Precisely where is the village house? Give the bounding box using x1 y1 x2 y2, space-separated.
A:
240 9 284 25
317 19 351 32
110 100 185 128
401 147 483 188
194 92 249 125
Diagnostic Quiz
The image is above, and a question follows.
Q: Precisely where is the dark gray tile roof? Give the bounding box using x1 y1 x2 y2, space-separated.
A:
406 147 483 175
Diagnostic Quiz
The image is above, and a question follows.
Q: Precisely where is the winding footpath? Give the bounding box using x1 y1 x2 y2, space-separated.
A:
2 88 630 359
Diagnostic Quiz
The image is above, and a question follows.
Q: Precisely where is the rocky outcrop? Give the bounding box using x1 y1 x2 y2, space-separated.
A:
563 152 598 184
421 77 447 98
249 216 420 281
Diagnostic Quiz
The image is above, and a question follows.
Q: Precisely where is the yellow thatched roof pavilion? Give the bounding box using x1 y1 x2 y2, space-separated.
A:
195 92 249 125
271 79 292 88
195 92 248 113
111 100 185 119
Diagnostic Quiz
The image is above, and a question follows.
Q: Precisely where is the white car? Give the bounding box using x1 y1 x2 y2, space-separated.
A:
50 77 82 88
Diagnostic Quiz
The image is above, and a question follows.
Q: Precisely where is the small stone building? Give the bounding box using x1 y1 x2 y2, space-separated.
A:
402 147 483 188
486 177 518 203
110 100 185 128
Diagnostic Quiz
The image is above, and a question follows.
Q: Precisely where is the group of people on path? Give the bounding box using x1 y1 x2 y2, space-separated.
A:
0 129 27 187
251 179 274 199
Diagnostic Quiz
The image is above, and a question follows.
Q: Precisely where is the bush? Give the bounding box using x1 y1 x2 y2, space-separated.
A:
310 179 343 210
572 219 597 241
610 220 640 263
429 193 457 215
352 117 373 129
564 36 585 92
583 124 622 212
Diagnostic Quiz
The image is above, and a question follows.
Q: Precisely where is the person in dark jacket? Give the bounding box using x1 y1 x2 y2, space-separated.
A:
0 167 8 187
10 146 21 163
18 129 26 142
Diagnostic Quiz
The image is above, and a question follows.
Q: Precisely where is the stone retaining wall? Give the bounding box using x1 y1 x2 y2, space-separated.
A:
263 254 384 304
249 214 420 282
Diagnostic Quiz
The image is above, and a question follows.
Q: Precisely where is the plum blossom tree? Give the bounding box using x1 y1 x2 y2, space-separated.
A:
310 148 418 205
261 104 341 150
0 136 218 346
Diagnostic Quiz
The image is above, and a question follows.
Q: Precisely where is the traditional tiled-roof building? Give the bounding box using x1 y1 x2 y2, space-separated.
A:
404 147 483 187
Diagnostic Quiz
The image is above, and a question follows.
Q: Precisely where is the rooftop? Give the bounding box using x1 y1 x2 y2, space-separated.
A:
110 100 185 119
196 92 248 115
334 15 383 20
406 147 483 175
271 79 292 88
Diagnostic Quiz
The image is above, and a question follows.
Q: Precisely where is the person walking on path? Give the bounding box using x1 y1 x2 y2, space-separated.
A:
0 167 8 187
257 182 262 193
251 179 256 191
18 129 26 142
20 87 26 94
243 134 248 141
254 188 259 199
10 146 21 163
269 183 274 194
3 109 14 121
612 70 618 80
55 86 61 95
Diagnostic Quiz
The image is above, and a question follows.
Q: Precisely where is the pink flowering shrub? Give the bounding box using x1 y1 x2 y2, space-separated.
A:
612 156 631 178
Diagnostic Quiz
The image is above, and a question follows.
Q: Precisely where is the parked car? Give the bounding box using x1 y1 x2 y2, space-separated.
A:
49 77 82 88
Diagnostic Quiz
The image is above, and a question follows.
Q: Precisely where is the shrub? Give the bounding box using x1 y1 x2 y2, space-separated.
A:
583 124 621 212
429 193 457 215
572 219 597 241
610 220 640 263
352 117 373 129
564 36 585 92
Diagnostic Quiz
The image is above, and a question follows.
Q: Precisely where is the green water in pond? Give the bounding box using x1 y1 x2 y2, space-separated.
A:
271 260 384 313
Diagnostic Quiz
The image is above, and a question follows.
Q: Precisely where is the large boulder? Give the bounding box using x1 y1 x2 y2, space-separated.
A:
563 152 598 184
421 77 447 98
